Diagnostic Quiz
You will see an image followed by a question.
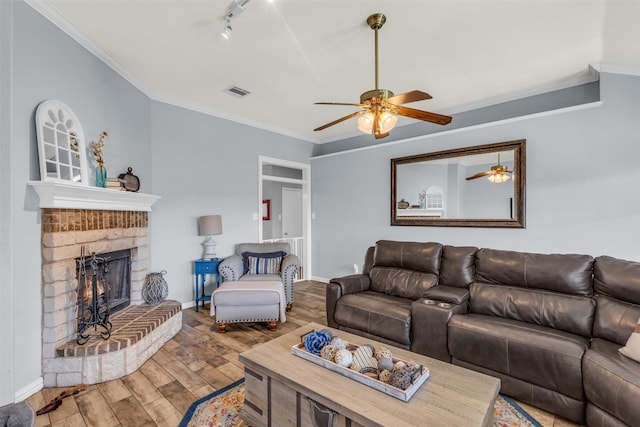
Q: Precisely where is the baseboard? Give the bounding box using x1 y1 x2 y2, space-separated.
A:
311 276 330 283
182 301 196 310
15 377 43 402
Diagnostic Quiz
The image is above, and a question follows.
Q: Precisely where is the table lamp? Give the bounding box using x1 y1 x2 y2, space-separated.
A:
198 215 222 260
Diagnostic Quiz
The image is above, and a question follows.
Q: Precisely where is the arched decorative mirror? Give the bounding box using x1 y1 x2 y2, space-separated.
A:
391 139 526 228
35 100 89 185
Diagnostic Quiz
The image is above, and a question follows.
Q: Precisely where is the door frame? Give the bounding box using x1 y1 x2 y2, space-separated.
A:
258 156 311 280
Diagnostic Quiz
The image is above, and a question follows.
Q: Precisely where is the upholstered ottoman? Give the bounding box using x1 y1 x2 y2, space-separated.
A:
210 280 286 332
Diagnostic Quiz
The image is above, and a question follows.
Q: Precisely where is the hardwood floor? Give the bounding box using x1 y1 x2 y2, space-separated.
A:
27 280 580 427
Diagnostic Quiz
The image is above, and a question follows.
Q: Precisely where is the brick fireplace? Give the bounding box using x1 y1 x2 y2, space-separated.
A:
30 182 181 387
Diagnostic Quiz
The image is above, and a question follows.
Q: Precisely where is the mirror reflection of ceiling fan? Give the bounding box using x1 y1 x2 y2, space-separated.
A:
466 153 513 183
313 13 452 139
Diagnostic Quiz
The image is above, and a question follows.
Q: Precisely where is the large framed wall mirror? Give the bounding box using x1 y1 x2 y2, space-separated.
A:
391 139 526 228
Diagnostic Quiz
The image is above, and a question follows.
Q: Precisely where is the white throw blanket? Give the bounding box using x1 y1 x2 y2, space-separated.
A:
210 280 286 322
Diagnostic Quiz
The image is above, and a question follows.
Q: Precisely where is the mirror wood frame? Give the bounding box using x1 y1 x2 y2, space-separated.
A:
391 139 526 228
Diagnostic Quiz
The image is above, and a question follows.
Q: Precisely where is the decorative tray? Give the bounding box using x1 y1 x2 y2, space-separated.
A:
291 338 429 401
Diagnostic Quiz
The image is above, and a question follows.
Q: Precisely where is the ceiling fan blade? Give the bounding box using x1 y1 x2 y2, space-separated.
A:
386 90 432 105
375 131 390 140
315 102 365 107
313 110 366 131
393 105 452 125
465 171 493 181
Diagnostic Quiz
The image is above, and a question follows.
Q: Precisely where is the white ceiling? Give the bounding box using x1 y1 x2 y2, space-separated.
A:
32 0 640 144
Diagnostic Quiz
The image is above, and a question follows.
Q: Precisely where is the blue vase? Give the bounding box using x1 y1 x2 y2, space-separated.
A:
96 165 107 188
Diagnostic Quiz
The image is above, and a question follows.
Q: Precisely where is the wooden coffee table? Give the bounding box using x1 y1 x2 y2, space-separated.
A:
239 322 500 427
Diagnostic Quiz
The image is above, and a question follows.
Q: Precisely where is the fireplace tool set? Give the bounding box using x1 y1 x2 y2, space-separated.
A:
76 247 112 344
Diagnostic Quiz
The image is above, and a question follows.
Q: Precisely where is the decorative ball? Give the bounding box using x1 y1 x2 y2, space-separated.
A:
320 345 337 361
353 346 373 366
390 368 412 390
393 361 406 372
379 369 392 383
350 360 364 372
378 356 394 372
362 344 375 355
334 349 353 367
405 361 420 373
374 347 393 361
330 337 346 351
360 367 378 379
142 271 168 304
303 330 332 355
318 328 334 339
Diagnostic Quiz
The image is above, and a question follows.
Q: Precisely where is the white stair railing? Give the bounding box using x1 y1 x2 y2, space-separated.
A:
263 237 304 280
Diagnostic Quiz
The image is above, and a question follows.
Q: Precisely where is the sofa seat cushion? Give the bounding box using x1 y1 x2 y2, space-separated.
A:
334 291 412 345
448 314 588 400
583 338 640 425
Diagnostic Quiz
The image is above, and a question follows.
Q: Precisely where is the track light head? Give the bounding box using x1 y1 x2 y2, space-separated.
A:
221 18 232 39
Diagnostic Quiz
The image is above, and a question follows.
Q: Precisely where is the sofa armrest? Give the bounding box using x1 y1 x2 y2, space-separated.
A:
423 286 470 305
219 255 243 282
411 299 468 362
326 274 371 328
281 254 300 306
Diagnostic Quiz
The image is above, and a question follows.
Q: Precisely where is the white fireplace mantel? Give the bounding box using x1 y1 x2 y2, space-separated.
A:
28 181 161 211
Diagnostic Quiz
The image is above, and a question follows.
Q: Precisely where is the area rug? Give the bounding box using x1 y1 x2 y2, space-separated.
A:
180 378 542 427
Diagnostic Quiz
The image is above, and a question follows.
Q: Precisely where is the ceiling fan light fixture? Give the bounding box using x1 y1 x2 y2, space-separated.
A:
487 173 511 184
356 111 397 135
380 112 398 133
357 113 374 134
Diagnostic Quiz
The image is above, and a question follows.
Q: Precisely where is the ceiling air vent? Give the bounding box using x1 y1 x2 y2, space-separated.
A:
223 86 251 98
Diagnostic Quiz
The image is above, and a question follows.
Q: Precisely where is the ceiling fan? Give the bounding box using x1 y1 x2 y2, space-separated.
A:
465 153 513 183
313 13 452 139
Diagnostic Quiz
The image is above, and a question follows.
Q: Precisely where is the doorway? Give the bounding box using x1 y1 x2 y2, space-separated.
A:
258 156 311 280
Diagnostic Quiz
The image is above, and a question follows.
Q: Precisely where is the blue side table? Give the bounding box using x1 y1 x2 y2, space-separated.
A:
193 259 222 312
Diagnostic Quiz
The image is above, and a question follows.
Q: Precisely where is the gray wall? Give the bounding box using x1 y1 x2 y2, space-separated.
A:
149 102 313 305
1 1 153 404
311 72 640 280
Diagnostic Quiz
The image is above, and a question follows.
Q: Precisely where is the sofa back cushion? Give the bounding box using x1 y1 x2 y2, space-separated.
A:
475 248 594 296
369 240 441 299
594 256 640 305
592 295 640 345
592 256 640 344
439 245 478 288
469 283 595 337
471 248 595 337
373 240 442 273
369 268 438 299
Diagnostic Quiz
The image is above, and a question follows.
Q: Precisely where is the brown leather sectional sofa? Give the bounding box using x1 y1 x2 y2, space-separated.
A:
326 240 640 426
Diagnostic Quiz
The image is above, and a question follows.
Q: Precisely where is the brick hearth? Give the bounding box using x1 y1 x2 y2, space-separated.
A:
40 208 182 387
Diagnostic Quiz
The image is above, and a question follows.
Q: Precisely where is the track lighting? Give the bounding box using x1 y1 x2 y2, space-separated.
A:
221 0 251 39
221 17 232 39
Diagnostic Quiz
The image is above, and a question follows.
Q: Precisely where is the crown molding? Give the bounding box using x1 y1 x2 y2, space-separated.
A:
590 62 640 77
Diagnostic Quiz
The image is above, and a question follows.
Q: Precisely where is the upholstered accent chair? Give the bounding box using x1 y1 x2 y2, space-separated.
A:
219 242 299 311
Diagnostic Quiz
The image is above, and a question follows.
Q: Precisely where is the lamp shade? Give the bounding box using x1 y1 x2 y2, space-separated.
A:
198 215 223 236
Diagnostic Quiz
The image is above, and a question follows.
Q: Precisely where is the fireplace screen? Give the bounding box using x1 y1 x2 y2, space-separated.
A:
76 248 131 344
